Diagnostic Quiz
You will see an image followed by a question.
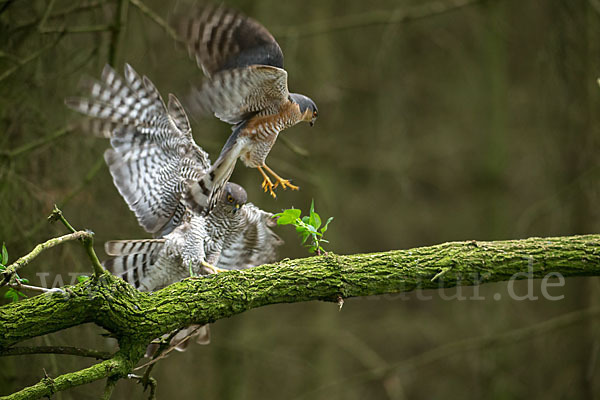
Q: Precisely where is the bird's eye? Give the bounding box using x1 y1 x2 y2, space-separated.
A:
313 111 317 117
227 195 233 202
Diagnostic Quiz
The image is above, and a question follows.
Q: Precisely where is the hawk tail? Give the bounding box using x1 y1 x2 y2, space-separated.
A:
189 124 244 213
103 239 165 289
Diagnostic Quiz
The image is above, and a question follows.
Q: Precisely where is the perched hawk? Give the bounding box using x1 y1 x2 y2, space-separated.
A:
179 4 318 205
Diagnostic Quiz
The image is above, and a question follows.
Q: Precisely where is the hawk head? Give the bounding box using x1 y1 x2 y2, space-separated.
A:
290 93 318 127
221 182 248 213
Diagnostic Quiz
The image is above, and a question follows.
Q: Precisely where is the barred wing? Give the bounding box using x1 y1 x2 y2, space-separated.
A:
217 203 284 270
66 64 211 235
179 4 284 78
191 65 289 125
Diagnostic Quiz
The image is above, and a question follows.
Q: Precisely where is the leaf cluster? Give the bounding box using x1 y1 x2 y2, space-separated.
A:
274 201 333 255
0 243 28 302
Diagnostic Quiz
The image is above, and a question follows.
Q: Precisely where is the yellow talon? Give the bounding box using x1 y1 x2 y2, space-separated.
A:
275 178 299 191
257 164 299 196
258 166 277 198
201 261 226 274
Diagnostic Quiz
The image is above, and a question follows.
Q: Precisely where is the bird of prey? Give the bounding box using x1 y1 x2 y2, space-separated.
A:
65 63 283 273
66 64 284 351
179 4 318 205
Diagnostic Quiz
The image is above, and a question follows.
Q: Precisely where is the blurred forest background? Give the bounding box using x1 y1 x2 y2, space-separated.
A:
1 0 600 398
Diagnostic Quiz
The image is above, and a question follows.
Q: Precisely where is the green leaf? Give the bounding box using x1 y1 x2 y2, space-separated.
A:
321 217 334 234
1 243 7 265
77 275 90 283
275 209 302 225
4 289 16 302
301 231 311 244
308 200 322 230
18 277 29 284
309 211 321 230
4 288 25 302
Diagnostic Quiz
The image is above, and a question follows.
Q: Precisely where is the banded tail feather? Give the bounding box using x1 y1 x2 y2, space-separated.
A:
192 122 246 213
103 239 165 290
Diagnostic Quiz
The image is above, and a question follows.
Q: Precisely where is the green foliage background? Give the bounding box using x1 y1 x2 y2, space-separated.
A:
1 0 600 398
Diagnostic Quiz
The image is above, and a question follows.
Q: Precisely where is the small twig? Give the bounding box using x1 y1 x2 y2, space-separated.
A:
37 0 57 32
12 0 106 32
48 206 76 233
273 0 482 39
0 230 91 287
49 206 105 278
8 281 50 293
25 154 105 240
279 136 310 157
128 374 157 400
39 24 114 34
138 330 180 388
129 0 184 44
108 0 129 66
136 326 204 372
0 346 112 360
0 36 63 83
100 376 119 400
0 126 72 159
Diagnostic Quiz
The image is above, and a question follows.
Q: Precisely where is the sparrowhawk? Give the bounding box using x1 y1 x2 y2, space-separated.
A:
66 64 283 274
179 4 318 206
66 64 284 351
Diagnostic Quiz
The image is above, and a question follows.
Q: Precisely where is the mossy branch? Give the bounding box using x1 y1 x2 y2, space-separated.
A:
1 234 599 398
0 231 91 287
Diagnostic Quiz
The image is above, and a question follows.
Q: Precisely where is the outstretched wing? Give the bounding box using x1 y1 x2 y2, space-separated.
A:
217 203 284 270
179 4 284 78
66 64 211 235
192 65 289 125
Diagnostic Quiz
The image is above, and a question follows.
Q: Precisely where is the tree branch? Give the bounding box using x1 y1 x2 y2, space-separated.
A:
48 206 105 278
3 347 142 400
0 231 92 287
0 346 112 360
1 234 599 398
1 234 599 350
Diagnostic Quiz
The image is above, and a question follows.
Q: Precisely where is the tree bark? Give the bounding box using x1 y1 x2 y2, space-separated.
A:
1 234 599 399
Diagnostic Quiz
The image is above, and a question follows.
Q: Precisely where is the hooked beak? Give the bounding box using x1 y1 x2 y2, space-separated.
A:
309 121 314 127
233 203 240 213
